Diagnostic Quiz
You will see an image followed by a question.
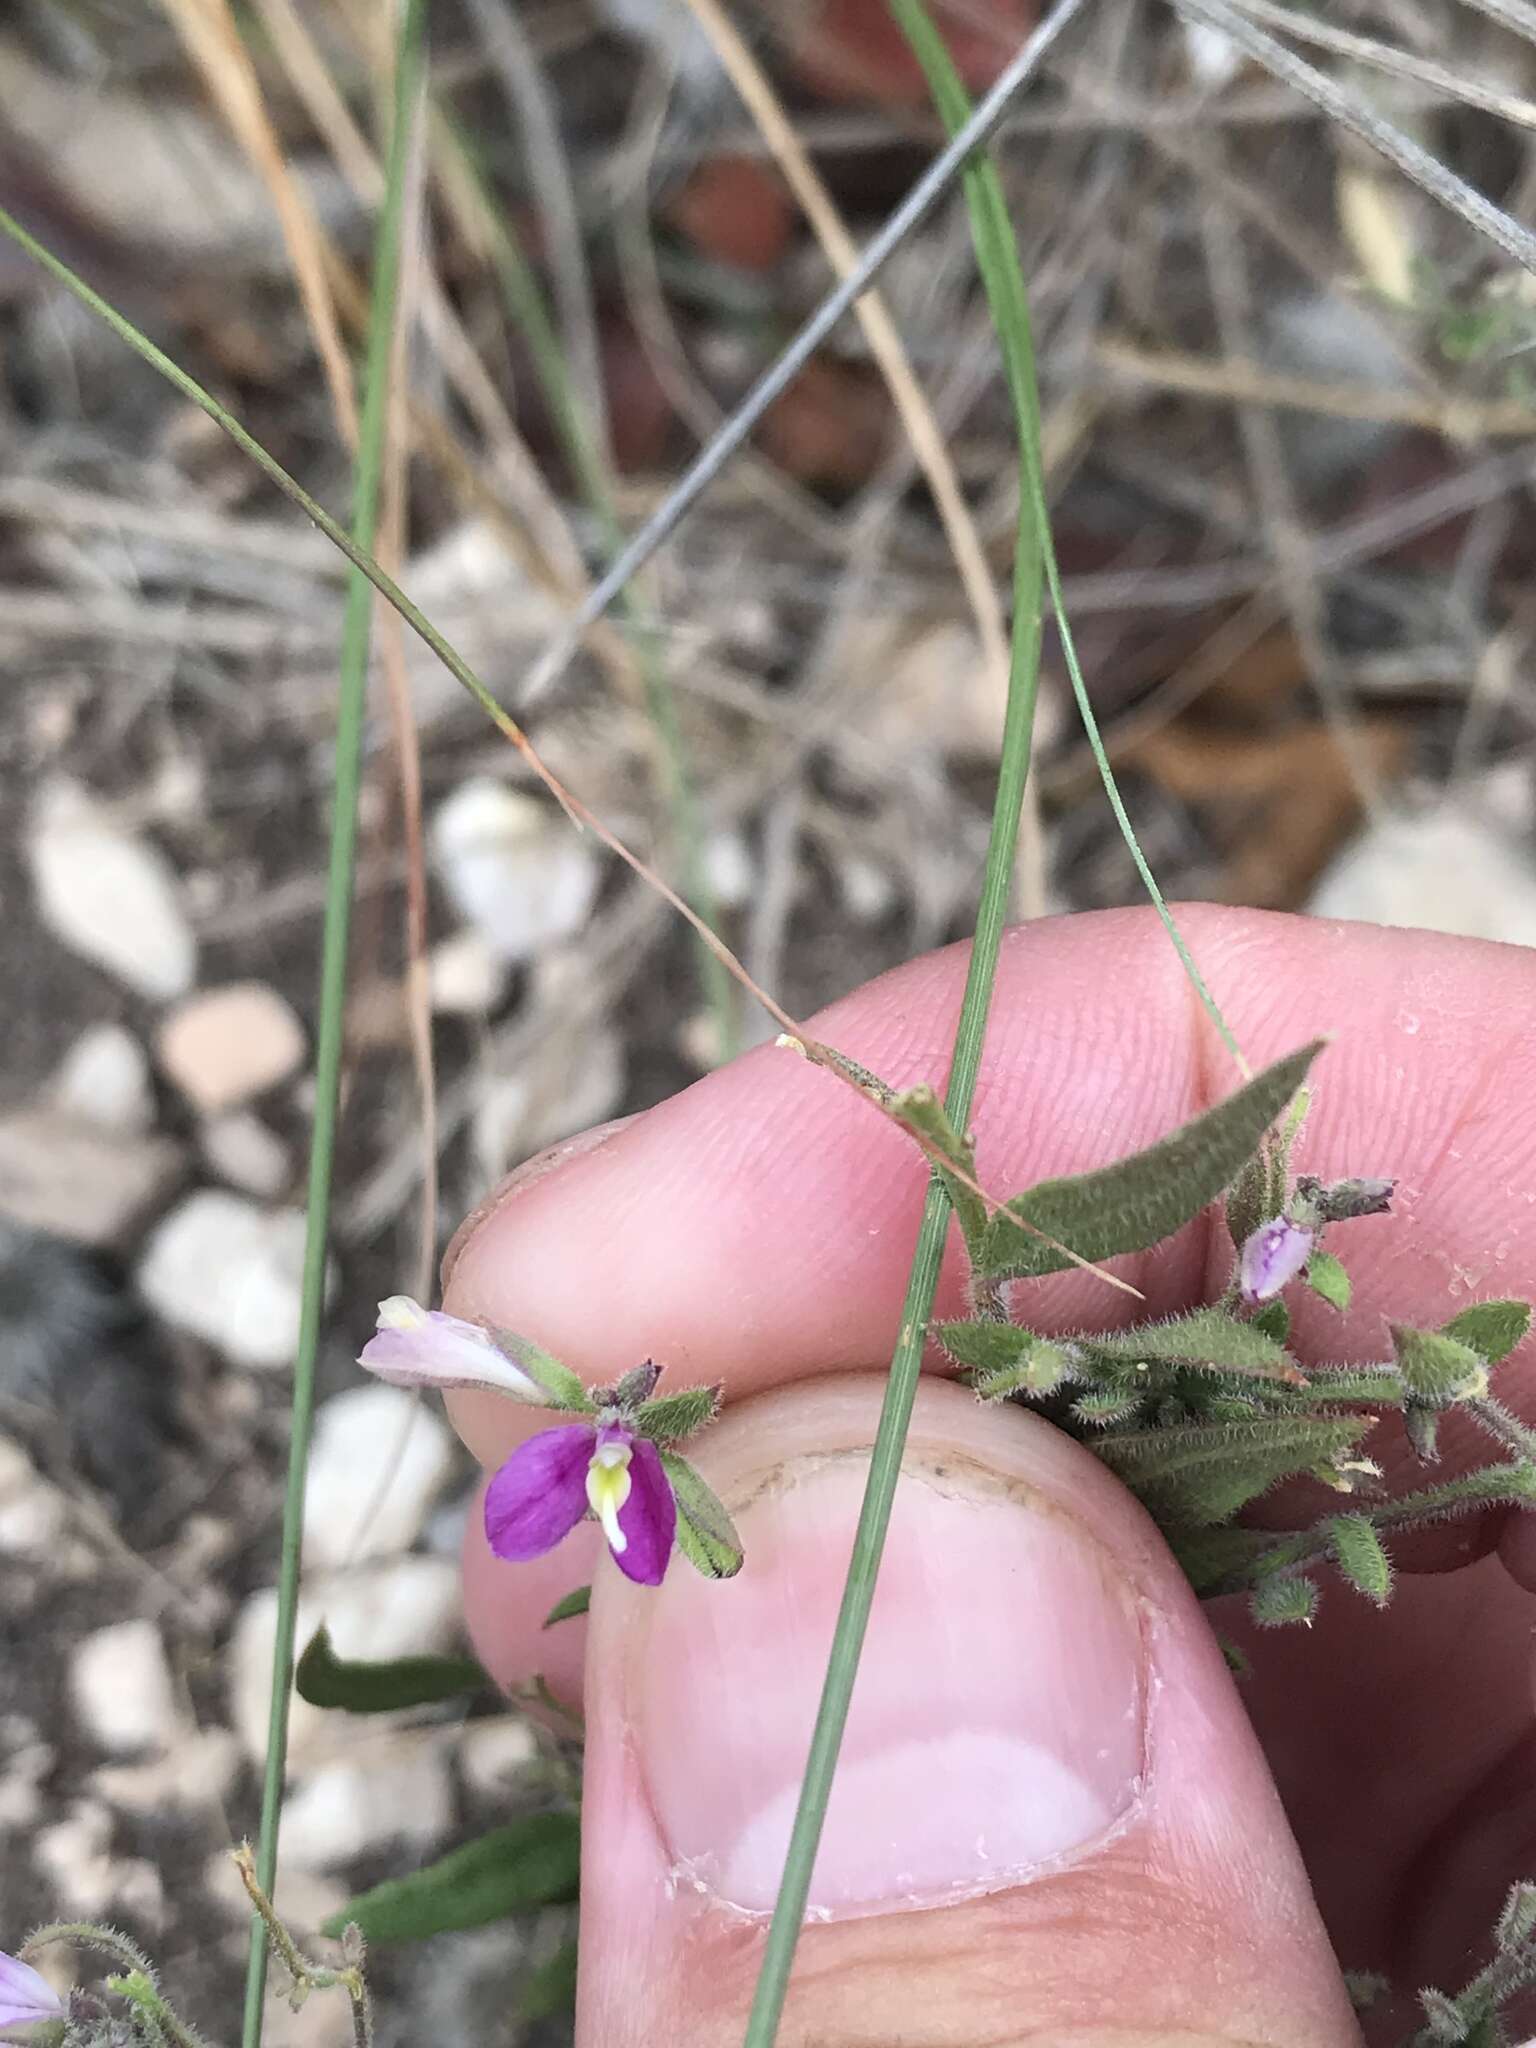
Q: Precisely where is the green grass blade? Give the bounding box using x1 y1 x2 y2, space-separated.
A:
239 4 426 2041
739 8 1052 2037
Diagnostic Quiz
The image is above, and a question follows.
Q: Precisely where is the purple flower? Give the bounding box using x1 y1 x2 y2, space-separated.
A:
485 1420 677 1587
1239 1217 1316 1303
0 1950 64 2030
358 1297 543 1400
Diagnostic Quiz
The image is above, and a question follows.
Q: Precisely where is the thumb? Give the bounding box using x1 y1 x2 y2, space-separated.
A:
572 1375 1362 2047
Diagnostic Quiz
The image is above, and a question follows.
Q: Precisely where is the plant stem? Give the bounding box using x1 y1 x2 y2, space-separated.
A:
240 5 423 2042
740 5 1049 2036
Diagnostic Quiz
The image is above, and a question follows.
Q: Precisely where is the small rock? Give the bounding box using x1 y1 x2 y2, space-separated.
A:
0 1108 181 1247
432 779 601 966
51 1024 154 1134
279 1732 453 1872
35 1798 165 1926
0 1720 52 1828
429 928 509 1016
26 776 196 1000
1182 21 1243 86
0 1439 69 1558
458 1716 539 1800
138 1191 312 1370
69 1618 182 1756
228 1555 462 1766
704 827 756 911
157 982 306 1113
1308 800 1536 946
303 1384 457 1570
200 1110 292 1198
92 1727 240 1815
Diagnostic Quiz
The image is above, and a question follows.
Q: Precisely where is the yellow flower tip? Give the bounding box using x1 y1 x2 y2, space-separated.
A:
377 1295 428 1331
586 1441 634 1556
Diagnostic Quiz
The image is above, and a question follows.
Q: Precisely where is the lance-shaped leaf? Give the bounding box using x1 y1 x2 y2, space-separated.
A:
543 1586 592 1629
633 1384 721 1444
1080 1307 1301 1381
324 1811 580 1942
1165 1522 1277 1596
495 1331 592 1412
1224 1150 1272 1258
934 1318 1034 1375
1442 1299 1533 1367
1392 1324 1489 1406
1305 1250 1352 1311
1072 1388 1144 1427
520 1938 578 2021
977 1042 1323 1280
1093 1412 1373 1526
296 1624 485 1711
1249 1573 1319 1628
661 1451 744 1578
1496 1880 1536 1953
1327 1513 1393 1606
890 1082 987 1254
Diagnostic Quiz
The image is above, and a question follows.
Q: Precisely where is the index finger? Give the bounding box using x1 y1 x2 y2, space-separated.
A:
446 903 1536 1399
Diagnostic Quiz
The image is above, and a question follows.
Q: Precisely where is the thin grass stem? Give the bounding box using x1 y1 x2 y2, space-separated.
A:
238 3 424 2040
740 2 1058 2032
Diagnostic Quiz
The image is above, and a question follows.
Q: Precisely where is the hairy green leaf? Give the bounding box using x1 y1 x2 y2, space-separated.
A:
634 1384 721 1444
324 1812 580 1942
1496 1880 1536 1952
1165 1523 1277 1595
1392 1324 1489 1405
1442 1299 1533 1367
933 1319 1033 1373
977 1341 1071 1398
978 1042 1323 1280
890 1083 987 1252
295 1625 484 1712
1404 1403 1441 1463
1072 1388 1144 1427
1224 1150 1271 1256
1252 1299 1290 1344
1249 1574 1319 1628
520 1938 578 2021
1305 1249 1351 1311
1327 1513 1392 1606
1082 1307 1300 1380
661 1452 744 1578
1094 1413 1372 1525
612 1361 661 1407
542 1586 592 1629
497 1332 592 1412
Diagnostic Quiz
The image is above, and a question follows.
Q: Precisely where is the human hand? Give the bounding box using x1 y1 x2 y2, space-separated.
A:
439 905 1536 2047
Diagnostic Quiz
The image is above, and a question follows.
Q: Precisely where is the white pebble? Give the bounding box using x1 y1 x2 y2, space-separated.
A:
428 928 509 1015
51 1024 154 1134
138 1191 313 1370
1308 799 1536 947
157 982 306 1114
69 1619 182 1756
303 1383 457 1570
26 777 195 1000
279 1735 453 1872
200 1110 292 1198
432 778 600 965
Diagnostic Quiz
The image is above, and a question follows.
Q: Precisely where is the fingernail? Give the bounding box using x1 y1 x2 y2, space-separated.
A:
628 1425 1147 1916
440 1115 635 1290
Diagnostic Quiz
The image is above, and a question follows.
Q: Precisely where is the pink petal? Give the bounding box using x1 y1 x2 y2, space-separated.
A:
484 1425 595 1561
1239 1218 1315 1303
359 1301 541 1401
0 1951 64 2027
612 1435 677 1586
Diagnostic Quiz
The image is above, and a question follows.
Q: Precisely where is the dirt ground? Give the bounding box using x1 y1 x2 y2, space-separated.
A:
2 3 1535 2043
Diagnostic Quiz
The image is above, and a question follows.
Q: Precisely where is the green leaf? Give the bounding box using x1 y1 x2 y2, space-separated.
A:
1071 1388 1144 1427
1082 1307 1300 1381
542 1586 591 1629
977 1042 1324 1280
1249 1574 1319 1628
634 1384 721 1444
1093 1413 1373 1525
1404 1403 1441 1463
1327 1514 1392 1606
1305 1249 1351 1311
295 1625 485 1712
520 1938 578 2021
889 1083 987 1253
933 1319 1033 1374
1496 1880 1536 1952
323 1812 580 1942
1165 1522 1278 1596
1442 1299 1533 1367
497 1331 592 1412
1252 1299 1290 1344
1217 1635 1251 1679
661 1452 744 1578
977 1341 1071 1399
1392 1324 1489 1405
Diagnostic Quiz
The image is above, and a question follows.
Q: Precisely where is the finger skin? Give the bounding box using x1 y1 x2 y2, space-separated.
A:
446 905 1536 1697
